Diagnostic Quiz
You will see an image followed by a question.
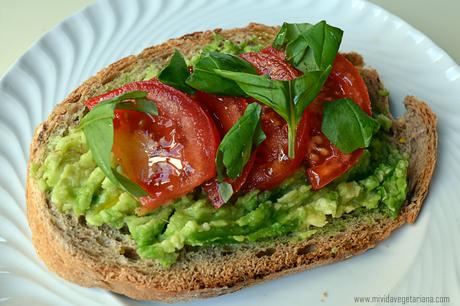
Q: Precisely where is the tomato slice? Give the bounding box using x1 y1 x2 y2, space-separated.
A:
305 54 372 189
202 152 257 208
242 107 309 191
239 47 308 191
240 46 301 80
84 80 220 213
194 91 248 135
194 91 256 206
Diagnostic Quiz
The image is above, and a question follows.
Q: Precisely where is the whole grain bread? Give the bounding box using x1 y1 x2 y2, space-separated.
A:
26 23 437 302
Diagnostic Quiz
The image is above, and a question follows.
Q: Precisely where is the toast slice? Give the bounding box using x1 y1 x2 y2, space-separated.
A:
26 23 437 302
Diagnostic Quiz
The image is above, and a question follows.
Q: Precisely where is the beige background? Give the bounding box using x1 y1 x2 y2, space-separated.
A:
0 0 459 77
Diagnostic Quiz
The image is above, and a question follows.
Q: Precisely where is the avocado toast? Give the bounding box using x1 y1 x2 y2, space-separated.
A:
26 23 437 302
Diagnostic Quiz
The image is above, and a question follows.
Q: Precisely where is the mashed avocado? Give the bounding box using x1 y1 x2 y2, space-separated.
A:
186 33 264 66
31 36 409 267
98 33 264 91
33 128 408 267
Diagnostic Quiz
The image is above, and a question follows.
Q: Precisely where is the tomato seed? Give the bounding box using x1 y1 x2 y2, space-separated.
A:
310 153 320 162
312 135 323 145
318 147 329 156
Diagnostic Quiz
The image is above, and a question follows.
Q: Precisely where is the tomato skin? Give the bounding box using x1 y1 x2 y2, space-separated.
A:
240 46 301 80
194 91 249 135
84 80 220 213
242 108 309 191
194 91 256 206
305 54 371 189
202 152 257 208
239 47 308 191
306 136 363 189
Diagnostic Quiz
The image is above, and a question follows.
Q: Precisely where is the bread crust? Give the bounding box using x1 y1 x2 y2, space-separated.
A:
26 24 437 302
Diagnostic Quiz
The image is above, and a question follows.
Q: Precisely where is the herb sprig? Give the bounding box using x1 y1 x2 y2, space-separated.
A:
79 91 157 197
321 99 380 153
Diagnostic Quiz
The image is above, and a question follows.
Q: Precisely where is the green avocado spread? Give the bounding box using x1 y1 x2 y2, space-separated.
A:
31 35 409 267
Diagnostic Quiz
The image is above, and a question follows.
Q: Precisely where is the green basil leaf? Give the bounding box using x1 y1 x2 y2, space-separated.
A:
218 182 234 204
158 49 195 94
79 91 155 197
274 21 343 73
291 65 332 120
322 98 380 154
116 99 158 115
213 69 329 157
253 120 267 147
186 52 258 96
113 171 148 198
216 103 265 180
80 102 117 182
272 23 288 48
103 91 149 103
214 70 288 118
273 22 313 48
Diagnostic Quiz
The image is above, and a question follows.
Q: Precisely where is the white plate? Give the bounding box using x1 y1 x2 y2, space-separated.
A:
0 0 459 305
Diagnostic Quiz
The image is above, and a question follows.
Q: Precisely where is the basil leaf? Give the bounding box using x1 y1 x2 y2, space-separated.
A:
186 52 257 96
116 99 158 115
113 171 147 198
273 22 313 48
80 102 117 183
218 182 234 204
79 92 157 129
213 68 330 157
291 66 331 120
79 91 156 197
322 98 380 154
216 103 265 180
214 71 287 118
274 21 343 73
158 49 195 94
273 23 288 48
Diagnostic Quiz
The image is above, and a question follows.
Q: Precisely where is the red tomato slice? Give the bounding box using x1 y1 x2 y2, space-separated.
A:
239 47 308 191
240 46 301 80
305 54 372 189
202 152 257 208
194 91 256 206
84 80 220 213
242 107 309 191
194 91 248 135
